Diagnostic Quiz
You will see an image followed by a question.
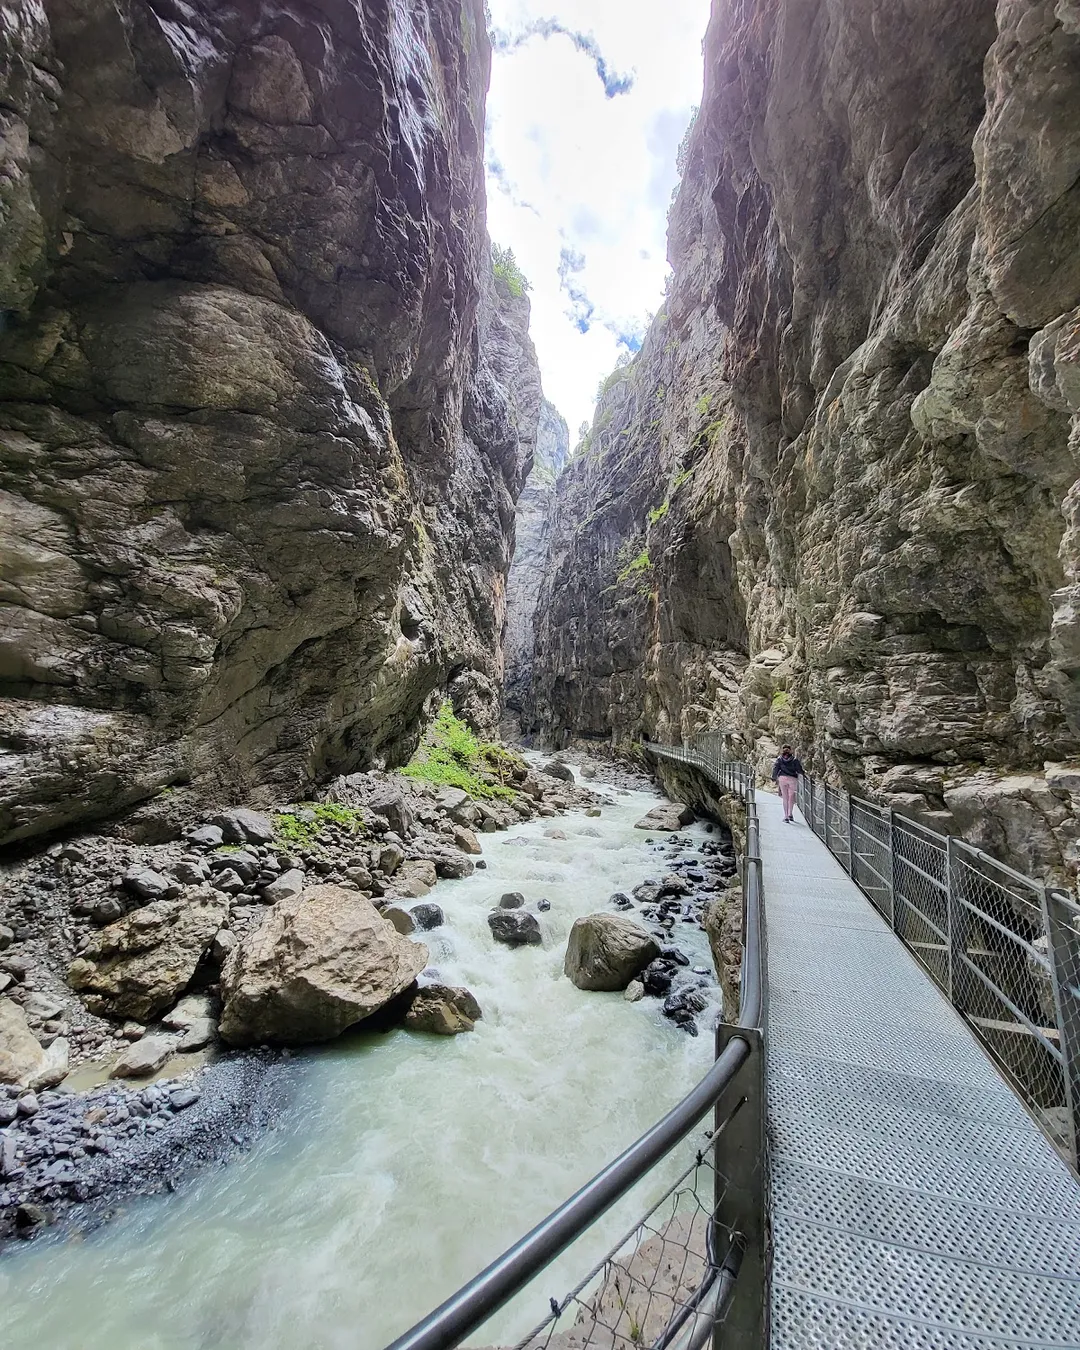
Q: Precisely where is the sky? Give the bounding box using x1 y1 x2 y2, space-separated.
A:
484 0 712 437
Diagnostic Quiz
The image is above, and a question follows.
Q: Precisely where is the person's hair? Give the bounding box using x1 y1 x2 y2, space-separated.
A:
782 744 792 752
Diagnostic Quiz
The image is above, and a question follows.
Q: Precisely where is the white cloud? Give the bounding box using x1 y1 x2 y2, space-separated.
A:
485 0 711 436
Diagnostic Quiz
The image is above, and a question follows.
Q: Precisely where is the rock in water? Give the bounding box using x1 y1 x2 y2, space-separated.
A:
564 916 661 992
218 885 428 1046
67 890 225 1021
487 910 543 947
404 985 483 1035
634 805 696 832
543 761 575 782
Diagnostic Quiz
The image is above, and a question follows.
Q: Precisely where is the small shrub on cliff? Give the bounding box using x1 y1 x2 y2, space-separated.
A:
403 702 517 800
492 243 529 298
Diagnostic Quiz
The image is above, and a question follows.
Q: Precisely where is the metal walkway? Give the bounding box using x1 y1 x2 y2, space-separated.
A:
762 789 1080 1349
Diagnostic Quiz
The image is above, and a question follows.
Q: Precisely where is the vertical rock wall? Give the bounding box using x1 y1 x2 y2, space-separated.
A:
0 0 542 847
504 398 568 729
532 0 1080 883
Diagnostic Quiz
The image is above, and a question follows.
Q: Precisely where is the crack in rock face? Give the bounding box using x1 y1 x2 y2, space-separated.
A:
529 0 1080 890
0 0 542 848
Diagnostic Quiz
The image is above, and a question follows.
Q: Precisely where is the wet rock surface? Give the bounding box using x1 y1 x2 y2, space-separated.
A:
0 0 544 850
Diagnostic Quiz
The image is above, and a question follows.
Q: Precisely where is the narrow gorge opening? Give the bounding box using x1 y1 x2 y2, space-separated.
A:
3 0 1080 1345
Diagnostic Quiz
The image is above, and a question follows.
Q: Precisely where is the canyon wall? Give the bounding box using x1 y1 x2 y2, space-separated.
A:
0 0 540 847
532 0 1080 883
504 397 568 728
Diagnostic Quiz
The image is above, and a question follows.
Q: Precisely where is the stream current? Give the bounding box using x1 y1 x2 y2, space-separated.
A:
0 770 720 1350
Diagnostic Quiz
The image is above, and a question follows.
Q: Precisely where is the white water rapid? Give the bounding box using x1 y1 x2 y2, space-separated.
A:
1 772 721 1350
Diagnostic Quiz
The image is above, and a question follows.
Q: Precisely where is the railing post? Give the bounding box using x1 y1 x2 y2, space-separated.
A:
886 806 897 931
945 836 969 1012
712 1021 766 1350
1040 886 1080 1171
845 791 855 877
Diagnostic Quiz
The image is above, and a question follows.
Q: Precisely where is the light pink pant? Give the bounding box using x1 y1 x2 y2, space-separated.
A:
779 775 798 819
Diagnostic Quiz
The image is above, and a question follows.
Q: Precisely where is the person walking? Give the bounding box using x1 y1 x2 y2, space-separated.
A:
771 743 804 822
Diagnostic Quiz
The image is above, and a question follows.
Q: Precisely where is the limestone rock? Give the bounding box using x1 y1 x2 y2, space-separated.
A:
111 1035 175 1079
527 1 1080 893
634 805 695 832
403 985 482 1035
210 809 276 845
218 884 428 1046
0 998 46 1086
383 905 417 935
564 916 661 992
487 909 543 947
543 761 575 783
67 890 225 1021
452 826 483 855
392 859 437 898
0 0 542 850
262 869 305 905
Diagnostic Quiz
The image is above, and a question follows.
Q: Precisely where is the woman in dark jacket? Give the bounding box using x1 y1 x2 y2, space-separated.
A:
771 745 804 822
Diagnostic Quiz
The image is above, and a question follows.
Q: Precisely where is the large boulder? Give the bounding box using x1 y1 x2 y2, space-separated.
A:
0 999 45 1085
488 909 543 947
67 890 225 1021
218 884 427 1046
564 915 661 991
634 804 696 832
543 760 575 783
403 984 482 1035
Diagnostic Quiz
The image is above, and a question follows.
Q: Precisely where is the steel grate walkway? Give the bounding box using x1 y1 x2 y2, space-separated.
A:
761 790 1080 1350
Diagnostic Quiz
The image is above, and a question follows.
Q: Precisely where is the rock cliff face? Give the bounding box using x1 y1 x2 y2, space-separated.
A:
0 0 540 847
533 0 1080 884
504 397 568 727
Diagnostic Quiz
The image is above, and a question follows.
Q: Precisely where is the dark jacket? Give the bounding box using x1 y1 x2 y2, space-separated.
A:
771 753 804 781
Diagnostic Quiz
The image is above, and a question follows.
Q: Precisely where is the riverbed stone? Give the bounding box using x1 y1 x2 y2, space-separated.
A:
564 916 661 992
211 809 276 845
122 867 172 902
488 909 542 947
543 761 575 782
0 999 46 1086
434 854 474 880
409 902 445 931
383 905 417 935
634 805 695 832
67 890 225 1022
218 885 428 1046
261 868 305 905
110 1035 175 1078
499 891 525 908
452 826 482 855
403 985 482 1035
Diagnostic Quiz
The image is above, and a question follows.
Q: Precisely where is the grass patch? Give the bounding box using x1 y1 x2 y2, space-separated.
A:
273 802 366 852
402 701 519 800
617 547 651 583
647 499 669 526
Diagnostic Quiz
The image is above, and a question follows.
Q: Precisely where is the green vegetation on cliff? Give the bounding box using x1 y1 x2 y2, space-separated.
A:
403 702 519 800
492 243 529 298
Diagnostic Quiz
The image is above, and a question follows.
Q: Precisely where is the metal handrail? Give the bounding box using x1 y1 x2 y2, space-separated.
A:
385 748 764 1350
797 771 1080 1172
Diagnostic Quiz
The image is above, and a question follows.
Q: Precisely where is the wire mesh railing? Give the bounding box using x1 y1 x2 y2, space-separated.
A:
384 747 766 1350
798 774 1080 1171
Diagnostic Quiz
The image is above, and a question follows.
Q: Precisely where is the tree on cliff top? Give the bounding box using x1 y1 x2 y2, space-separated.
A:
492 243 530 298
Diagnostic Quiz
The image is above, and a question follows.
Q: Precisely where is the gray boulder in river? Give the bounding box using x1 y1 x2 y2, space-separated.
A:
219 885 427 1045
564 915 661 992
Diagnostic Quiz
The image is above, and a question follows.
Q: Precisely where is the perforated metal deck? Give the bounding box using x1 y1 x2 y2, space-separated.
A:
761 792 1080 1349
